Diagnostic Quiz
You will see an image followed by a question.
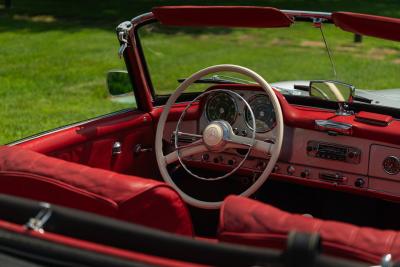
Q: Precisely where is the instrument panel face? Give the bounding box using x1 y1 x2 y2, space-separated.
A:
205 92 238 125
245 94 276 133
203 90 276 135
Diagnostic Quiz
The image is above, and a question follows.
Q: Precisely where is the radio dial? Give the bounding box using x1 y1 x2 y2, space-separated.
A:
307 141 361 164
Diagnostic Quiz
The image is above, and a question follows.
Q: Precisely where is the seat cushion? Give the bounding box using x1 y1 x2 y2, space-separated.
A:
218 195 400 264
0 146 193 236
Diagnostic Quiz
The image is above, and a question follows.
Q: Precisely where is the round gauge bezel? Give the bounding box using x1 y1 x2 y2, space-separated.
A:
205 91 238 125
245 94 277 133
383 156 400 175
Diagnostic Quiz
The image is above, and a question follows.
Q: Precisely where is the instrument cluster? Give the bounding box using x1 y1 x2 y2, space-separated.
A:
204 90 276 134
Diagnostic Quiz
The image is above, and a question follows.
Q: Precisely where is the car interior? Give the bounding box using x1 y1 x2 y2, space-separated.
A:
1 6 400 266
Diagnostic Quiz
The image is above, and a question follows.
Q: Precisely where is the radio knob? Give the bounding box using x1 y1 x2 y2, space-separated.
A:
287 165 295 175
355 178 365 188
202 153 210 161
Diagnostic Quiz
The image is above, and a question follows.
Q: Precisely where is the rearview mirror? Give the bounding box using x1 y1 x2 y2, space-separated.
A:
106 70 132 96
309 80 355 103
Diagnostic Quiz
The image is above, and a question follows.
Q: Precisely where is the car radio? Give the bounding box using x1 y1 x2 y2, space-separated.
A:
306 141 361 164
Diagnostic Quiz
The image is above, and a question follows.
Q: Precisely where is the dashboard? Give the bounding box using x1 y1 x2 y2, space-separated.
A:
163 85 400 202
204 91 276 134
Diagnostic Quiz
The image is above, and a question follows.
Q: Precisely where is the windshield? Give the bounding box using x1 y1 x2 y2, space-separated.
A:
138 21 400 108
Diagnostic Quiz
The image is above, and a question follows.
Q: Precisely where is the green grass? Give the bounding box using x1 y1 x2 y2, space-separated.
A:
140 24 400 93
1 1 400 144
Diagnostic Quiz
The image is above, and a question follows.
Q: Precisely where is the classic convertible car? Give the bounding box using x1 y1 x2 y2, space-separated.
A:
2 5 400 267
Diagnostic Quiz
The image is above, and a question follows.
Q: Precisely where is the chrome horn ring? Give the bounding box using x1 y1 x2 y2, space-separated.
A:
175 89 256 181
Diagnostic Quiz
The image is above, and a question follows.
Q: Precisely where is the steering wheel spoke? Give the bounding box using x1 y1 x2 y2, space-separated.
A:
227 135 273 154
165 140 208 165
173 131 202 143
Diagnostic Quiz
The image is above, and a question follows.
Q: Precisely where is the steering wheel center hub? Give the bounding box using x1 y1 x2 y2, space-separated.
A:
203 123 225 148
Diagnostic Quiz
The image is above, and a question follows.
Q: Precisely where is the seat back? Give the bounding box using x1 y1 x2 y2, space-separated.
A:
218 195 400 264
0 146 193 236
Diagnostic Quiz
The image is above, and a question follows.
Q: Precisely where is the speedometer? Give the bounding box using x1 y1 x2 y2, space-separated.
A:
245 94 276 133
206 92 238 125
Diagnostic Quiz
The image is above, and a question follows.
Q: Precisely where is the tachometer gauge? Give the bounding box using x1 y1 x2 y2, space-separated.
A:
245 94 276 133
206 92 238 124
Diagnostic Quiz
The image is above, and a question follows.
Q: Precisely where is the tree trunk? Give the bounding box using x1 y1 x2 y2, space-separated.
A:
354 34 363 43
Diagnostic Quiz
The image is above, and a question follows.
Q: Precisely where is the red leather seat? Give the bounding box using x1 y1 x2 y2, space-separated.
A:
0 146 193 236
218 195 400 264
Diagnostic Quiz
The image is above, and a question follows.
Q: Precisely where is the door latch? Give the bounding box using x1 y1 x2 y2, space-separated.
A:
134 144 153 156
116 21 133 58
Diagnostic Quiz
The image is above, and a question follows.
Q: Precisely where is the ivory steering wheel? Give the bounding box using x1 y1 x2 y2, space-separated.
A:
155 65 284 209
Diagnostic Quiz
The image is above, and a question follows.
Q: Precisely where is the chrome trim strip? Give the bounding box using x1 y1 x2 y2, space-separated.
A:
7 109 135 146
315 120 352 130
281 10 332 18
131 12 154 26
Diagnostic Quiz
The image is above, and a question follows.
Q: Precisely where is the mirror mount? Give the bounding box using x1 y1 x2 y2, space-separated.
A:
336 102 354 116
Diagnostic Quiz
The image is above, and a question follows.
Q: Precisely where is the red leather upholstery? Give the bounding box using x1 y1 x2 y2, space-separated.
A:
219 196 400 264
0 146 193 236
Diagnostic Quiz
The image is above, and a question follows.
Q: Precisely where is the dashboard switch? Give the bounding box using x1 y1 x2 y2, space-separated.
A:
228 158 236 166
202 153 210 161
355 178 365 188
287 165 295 175
273 165 280 173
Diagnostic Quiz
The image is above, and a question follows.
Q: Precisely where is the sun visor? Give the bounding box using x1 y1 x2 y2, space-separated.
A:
152 6 293 28
332 12 400 42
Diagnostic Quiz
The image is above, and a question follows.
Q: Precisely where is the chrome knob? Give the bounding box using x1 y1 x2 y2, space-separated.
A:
287 165 295 175
273 165 280 173
112 141 122 155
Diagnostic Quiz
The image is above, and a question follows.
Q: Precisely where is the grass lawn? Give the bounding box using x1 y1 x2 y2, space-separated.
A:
1 0 400 144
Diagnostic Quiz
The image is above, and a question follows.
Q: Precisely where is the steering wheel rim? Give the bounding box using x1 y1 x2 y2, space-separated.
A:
155 64 284 209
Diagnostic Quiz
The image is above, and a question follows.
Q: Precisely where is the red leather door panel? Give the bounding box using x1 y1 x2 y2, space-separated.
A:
17 110 158 178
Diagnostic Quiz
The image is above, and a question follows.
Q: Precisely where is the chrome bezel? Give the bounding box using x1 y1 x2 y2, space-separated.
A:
245 94 277 133
383 156 400 175
205 91 238 125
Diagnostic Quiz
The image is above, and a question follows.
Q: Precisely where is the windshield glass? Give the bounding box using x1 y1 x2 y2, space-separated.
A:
138 21 400 108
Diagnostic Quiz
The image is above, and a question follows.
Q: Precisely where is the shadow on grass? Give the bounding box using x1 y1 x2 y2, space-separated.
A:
0 0 399 33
